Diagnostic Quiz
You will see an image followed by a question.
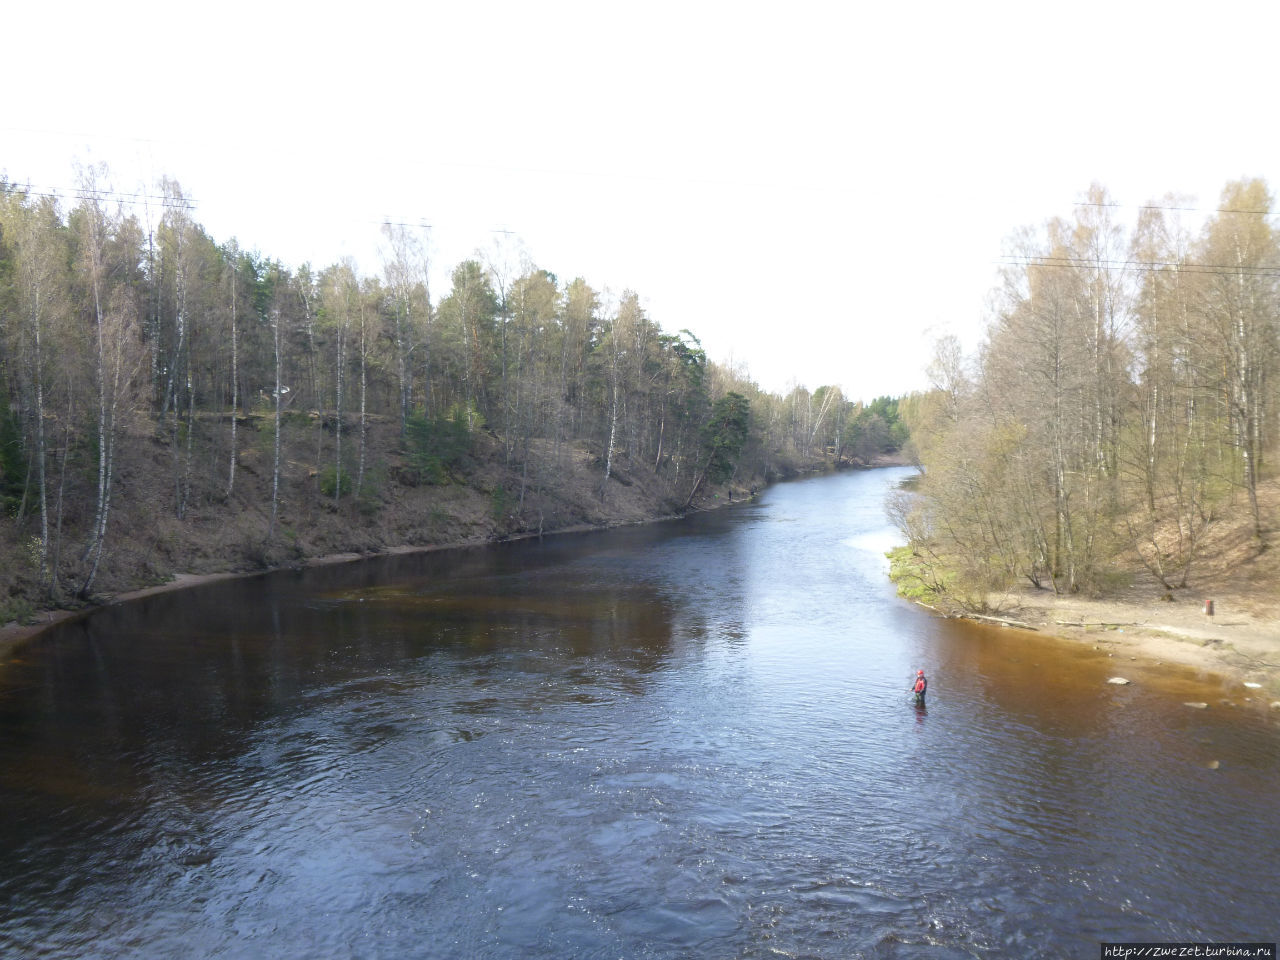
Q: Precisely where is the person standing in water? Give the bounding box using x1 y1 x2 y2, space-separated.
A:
911 669 928 706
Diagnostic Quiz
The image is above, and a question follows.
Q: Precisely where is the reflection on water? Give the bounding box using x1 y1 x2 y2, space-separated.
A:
1 467 1277 958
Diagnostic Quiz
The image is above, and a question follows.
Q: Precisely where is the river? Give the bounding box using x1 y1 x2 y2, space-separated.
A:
1 467 1276 958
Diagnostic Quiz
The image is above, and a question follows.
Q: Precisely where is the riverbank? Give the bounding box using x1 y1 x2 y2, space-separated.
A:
0 407 784 663
970 586 1280 702
0 480 762 663
1 432 911 664
888 468 1280 704
0 532 633 661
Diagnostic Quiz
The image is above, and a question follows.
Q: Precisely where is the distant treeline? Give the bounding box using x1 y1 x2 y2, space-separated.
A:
0 167 903 605
897 179 1279 601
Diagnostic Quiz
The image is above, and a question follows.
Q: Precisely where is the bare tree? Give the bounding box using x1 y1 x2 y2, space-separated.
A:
74 164 143 598
224 244 241 498
4 190 69 595
268 267 286 538
380 222 431 432
1194 179 1279 538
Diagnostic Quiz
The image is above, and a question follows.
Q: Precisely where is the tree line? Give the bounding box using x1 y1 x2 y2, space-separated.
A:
897 179 1279 602
0 165 904 610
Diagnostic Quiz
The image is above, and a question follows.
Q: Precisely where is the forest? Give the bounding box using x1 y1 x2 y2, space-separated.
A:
896 179 1280 606
0 166 904 621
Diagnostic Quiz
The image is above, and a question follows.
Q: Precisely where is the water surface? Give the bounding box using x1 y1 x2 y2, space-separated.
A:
1 467 1276 958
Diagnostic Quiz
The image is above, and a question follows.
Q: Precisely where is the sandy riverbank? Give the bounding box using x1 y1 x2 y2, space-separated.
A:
957 586 1280 703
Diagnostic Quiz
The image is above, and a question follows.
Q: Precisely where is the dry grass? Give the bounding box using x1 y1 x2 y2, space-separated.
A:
1139 477 1280 617
975 475 1280 692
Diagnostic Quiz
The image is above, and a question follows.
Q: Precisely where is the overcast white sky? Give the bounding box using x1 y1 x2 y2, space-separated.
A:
5 0 1277 401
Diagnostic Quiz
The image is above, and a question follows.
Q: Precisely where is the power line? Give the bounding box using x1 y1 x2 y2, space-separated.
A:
3 182 524 250
4 182 458 231
11 175 1280 280
2 181 197 208
1073 199 1280 218
997 254 1280 277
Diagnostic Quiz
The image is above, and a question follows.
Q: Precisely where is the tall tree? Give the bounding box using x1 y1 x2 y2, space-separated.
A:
504 267 559 509
435 260 498 428
1123 198 1219 586
2 190 70 595
267 262 287 537
1193 179 1279 537
155 178 220 519
223 243 244 498
380 222 431 433
72 164 143 598
319 260 360 504
558 277 599 457
685 391 750 508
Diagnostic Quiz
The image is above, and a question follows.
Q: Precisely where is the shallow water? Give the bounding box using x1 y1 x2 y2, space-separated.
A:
1 468 1277 958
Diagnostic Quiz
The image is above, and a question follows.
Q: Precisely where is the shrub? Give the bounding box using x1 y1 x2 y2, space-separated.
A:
318 465 353 499
404 404 476 484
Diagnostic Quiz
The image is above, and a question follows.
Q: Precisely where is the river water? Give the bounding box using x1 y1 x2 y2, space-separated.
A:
1 467 1276 958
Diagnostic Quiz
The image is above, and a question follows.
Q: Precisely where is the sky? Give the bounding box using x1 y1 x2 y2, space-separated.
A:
5 0 1278 402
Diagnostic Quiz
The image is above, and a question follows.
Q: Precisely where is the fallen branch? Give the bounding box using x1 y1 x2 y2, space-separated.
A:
1053 620 1140 629
965 612 1038 630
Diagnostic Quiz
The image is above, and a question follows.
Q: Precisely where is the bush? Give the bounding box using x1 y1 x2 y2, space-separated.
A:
318 465 353 499
0 401 31 518
404 404 476 484
491 483 513 524
1 596 36 626
887 546 948 605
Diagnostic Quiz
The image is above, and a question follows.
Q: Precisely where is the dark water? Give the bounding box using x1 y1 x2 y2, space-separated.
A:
1 468 1277 958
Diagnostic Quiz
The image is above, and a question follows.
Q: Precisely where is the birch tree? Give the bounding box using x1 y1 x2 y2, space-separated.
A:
1124 198 1218 586
505 267 559 508
1193 179 1279 538
436 260 498 428
157 177 207 519
2 190 69 595
320 259 359 503
380 222 430 432
268 263 286 537
223 244 243 498
73 165 143 598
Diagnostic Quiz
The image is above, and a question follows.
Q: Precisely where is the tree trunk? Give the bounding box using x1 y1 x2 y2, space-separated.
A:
227 260 239 498
269 303 283 538
357 301 368 498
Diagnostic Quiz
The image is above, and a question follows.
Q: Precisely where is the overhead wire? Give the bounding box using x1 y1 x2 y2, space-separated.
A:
1073 199 1280 218
996 255 1280 277
0 181 508 238
9 172 1280 278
